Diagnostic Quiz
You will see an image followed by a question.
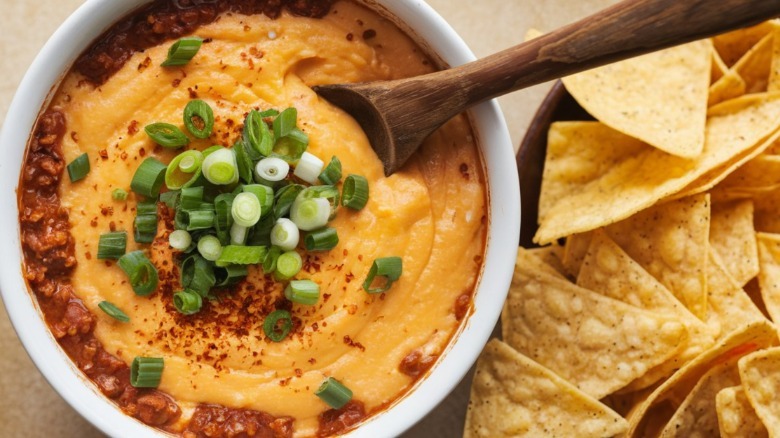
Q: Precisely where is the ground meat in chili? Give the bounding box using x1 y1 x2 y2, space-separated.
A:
398 349 437 380
184 405 294 438
316 401 366 437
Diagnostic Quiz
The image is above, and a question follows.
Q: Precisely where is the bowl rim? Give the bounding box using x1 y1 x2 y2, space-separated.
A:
0 1 519 436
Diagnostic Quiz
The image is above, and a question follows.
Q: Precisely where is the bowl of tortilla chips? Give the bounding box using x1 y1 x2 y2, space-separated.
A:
464 21 780 437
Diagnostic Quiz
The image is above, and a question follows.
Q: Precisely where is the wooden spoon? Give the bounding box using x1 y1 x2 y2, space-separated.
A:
314 0 780 176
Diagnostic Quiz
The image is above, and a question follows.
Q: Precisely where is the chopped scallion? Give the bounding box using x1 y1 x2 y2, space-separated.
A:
131 157 168 198
165 150 203 190
181 254 216 297
185 209 216 231
112 188 128 201
201 147 238 185
118 251 159 296
305 227 338 251
144 123 190 148
318 156 342 185
315 377 353 409
243 109 274 157
230 222 248 246
232 192 262 227
342 174 369 210
161 36 203 67
273 184 304 220
293 151 324 185
363 256 403 294
234 141 255 184
97 301 130 323
134 200 158 244
262 245 282 273
214 265 248 286
97 231 128 260
67 153 90 183
168 229 192 251
290 197 330 231
243 184 274 218
255 157 289 182
263 309 292 342
173 289 203 315
197 235 223 261
183 99 214 139
275 250 302 281
215 245 267 267
284 279 320 305
130 357 164 388
273 107 298 139
271 218 300 251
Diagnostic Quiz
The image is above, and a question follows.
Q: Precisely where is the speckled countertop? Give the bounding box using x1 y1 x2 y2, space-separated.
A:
0 0 615 436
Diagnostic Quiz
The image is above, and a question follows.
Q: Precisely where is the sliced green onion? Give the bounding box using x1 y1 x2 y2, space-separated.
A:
271 218 300 251
214 265 248 287
183 99 214 139
136 199 157 216
98 231 128 259
316 377 353 409
232 192 262 227
197 235 223 261
234 141 255 184
275 250 302 281
290 197 330 231
302 185 340 220
174 289 203 315
274 184 304 220
131 157 168 198
214 193 235 244
202 147 238 185
271 133 308 163
273 107 298 139
263 309 292 342
246 215 274 246
179 186 204 211
342 174 369 210
258 109 280 118
319 156 342 185
168 229 192 250
112 188 128 201
284 279 319 305
118 251 158 296
305 227 338 251
181 254 216 296
255 157 289 182
262 246 282 273
144 123 190 149
363 256 403 293
293 151 324 185
161 36 203 67
230 222 248 246
98 301 130 323
131 357 164 388
166 150 203 190
244 184 274 218
134 200 158 244
67 153 90 183
185 209 216 231
215 245 267 267
243 109 274 157
160 190 180 209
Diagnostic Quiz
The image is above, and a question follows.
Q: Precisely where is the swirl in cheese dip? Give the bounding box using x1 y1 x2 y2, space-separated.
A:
19 0 486 436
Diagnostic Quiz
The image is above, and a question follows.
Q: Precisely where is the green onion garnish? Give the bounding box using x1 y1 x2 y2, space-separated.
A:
181 254 216 297
363 256 403 294
243 109 273 157
184 209 216 231
232 192 262 227
255 157 289 182
134 200 158 244
273 184 304 220
234 141 255 184
342 174 369 210
262 246 282 273
97 301 130 323
271 218 300 251
183 99 214 139
315 377 353 409
131 157 167 198
144 123 190 149
179 186 204 211
160 190 180 209
305 227 338 251
168 229 192 251
173 289 203 315
130 357 164 388
230 223 248 246
214 265 248 287
275 250 303 281
161 36 203 67
165 150 203 190
263 309 292 342
293 151 324 185
318 156 342 185
197 235 223 262
97 231 128 260
302 185 340 220
271 132 308 163
202 147 238 185
215 245 267 267
67 153 90 183
244 184 274 218
214 193 236 244
290 197 330 231
273 107 298 139
112 188 128 201
118 250 159 296
284 279 320 305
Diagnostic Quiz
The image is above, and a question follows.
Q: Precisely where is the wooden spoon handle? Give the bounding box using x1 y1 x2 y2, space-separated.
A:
400 0 780 121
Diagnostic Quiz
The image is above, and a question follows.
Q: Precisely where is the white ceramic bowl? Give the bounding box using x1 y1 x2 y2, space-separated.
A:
0 1 519 436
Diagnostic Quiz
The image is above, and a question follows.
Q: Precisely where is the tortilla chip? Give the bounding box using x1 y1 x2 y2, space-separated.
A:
706 249 766 337
525 244 568 279
734 33 774 94
711 154 780 201
712 49 729 83
708 70 747 107
562 40 711 158
716 386 769 438
604 194 710 318
738 346 780 436
562 232 593 279
538 122 646 223
710 200 760 286
463 339 628 438
754 188 780 233
577 231 716 390
658 360 741 436
503 248 688 399
534 93 780 245
625 321 779 437
770 26 780 92
756 232 780 322
713 22 776 67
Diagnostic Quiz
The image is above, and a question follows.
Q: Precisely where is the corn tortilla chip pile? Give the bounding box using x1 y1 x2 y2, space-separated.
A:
465 21 780 437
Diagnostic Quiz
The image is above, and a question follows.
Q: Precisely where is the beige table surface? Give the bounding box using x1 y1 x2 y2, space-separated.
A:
0 0 617 436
